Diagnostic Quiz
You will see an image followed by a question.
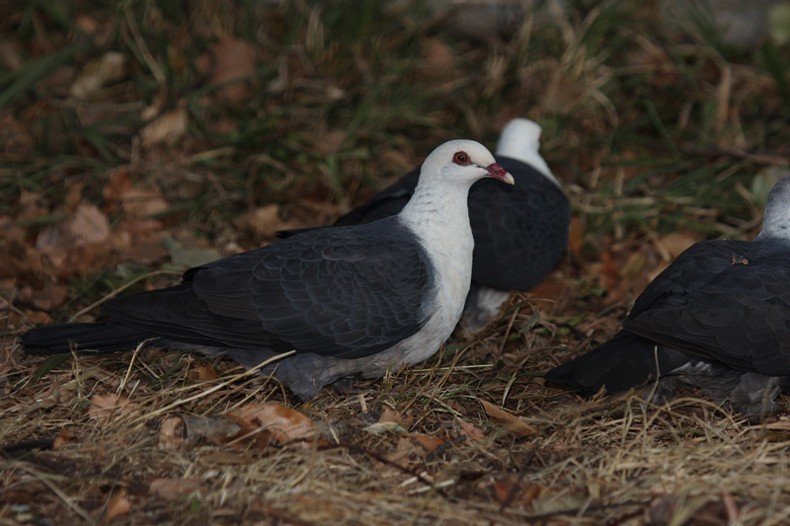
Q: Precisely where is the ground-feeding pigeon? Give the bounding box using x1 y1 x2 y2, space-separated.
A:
545 177 790 422
21 140 514 400
281 119 570 330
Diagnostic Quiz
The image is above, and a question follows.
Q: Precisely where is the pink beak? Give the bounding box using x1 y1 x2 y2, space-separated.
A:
486 163 515 185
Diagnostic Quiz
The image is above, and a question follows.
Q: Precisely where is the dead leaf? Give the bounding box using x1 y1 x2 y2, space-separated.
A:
378 406 414 429
52 428 72 450
140 104 188 147
486 476 542 506
70 51 125 99
103 166 133 214
211 37 256 104
529 272 570 303
32 203 113 275
149 478 201 501
238 204 285 240
89 393 135 423
480 400 538 438
568 216 585 261
30 283 67 311
655 232 698 260
411 433 444 453
36 203 111 250
193 364 218 381
102 490 131 522
418 38 458 81
119 187 170 219
385 436 415 465
17 190 47 223
230 402 320 448
457 417 485 442
158 416 187 450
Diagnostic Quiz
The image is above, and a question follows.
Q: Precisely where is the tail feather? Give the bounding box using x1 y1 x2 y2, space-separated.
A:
544 331 691 396
21 322 149 355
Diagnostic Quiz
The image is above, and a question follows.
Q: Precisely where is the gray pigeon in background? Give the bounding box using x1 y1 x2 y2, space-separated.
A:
545 177 790 422
281 119 570 330
22 140 514 400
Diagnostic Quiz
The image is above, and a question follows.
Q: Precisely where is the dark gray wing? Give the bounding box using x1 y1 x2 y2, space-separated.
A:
332 171 419 226
623 239 790 374
105 217 435 359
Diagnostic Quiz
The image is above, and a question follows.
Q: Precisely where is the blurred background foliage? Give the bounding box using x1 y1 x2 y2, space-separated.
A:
1 0 789 309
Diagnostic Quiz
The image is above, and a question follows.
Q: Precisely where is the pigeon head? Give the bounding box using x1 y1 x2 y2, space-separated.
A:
496 118 558 186
420 139 514 188
758 177 790 240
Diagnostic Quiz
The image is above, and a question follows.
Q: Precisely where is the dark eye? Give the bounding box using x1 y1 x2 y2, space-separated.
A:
453 151 469 165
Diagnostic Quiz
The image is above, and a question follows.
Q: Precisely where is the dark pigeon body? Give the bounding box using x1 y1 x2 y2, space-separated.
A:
23 218 434 399
546 178 790 421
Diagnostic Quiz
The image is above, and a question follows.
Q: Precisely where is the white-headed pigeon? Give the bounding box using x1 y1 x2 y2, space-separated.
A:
281 119 570 330
22 140 514 400
546 177 790 422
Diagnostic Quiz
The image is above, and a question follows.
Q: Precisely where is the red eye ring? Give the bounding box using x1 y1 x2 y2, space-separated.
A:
453 151 469 165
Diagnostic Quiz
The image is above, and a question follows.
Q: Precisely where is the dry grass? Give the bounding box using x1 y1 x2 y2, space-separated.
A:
4 0 790 524
5 282 790 525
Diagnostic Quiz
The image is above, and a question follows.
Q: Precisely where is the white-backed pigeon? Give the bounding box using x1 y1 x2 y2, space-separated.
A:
22 140 514 399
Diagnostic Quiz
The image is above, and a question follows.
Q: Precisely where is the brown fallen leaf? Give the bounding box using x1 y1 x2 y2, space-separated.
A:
655 232 698 260
69 51 125 99
29 283 68 311
230 402 320 448
237 204 285 240
210 37 257 104
140 103 188 147
568 216 585 261
36 202 111 250
158 416 187 450
417 37 458 82
118 187 170 219
193 364 218 381
102 489 131 522
385 436 416 465
457 417 485 443
149 478 201 501
378 406 414 430
486 476 542 506
480 400 538 438
411 433 445 453
89 393 135 423
52 428 72 450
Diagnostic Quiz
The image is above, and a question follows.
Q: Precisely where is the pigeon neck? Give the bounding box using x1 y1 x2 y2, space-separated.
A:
757 218 790 241
399 178 474 241
757 180 790 241
399 176 476 338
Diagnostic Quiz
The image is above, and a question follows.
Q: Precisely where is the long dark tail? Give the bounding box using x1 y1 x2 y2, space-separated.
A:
21 322 150 355
544 331 692 396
